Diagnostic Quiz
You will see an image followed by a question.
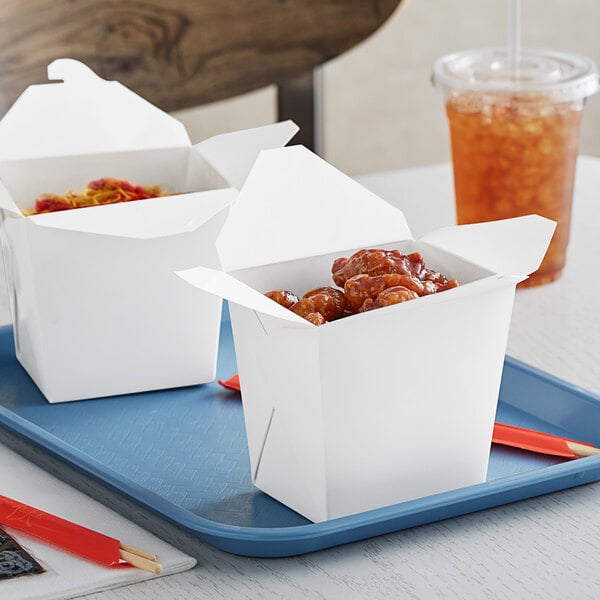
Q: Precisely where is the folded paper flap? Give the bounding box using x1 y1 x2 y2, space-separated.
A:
27 188 236 239
419 215 556 276
0 58 191 161
47 58 100 84
176 264 311 326
195 121 299 190
216 145 413 272
0 177 20 215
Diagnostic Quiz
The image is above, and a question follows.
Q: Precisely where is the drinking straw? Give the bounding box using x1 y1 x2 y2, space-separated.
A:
508 0 521 79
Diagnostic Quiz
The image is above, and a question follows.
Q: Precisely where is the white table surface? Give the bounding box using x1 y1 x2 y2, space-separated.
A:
1 157 599 599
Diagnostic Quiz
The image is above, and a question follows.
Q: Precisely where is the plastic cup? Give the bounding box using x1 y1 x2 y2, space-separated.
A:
432 48 599 286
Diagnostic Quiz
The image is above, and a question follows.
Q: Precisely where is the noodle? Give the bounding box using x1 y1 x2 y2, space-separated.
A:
23 178 167 215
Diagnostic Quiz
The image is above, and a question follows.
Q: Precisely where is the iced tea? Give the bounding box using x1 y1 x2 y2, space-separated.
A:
447 93 583 286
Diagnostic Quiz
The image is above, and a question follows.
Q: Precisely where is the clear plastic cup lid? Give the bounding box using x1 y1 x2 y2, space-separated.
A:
432 48 599 100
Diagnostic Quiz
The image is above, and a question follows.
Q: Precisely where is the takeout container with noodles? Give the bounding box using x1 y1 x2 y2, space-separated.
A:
0 58 297 403
178 145 555 523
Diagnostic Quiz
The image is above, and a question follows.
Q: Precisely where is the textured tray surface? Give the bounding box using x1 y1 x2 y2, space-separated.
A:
1 320 599 557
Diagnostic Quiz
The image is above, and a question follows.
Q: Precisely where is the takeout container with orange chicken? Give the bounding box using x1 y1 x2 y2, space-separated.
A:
0 58 297 403
178 146 555 522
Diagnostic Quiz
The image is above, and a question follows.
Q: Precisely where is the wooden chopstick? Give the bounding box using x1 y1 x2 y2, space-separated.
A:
119 547 162 574
566 441 600 458
120 543 158 562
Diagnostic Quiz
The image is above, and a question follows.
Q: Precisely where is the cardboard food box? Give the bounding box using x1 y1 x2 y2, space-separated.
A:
0 58 298 403
178 145 555 523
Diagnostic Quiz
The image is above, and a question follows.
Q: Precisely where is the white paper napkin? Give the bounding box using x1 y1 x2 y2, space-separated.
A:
0 443 196 600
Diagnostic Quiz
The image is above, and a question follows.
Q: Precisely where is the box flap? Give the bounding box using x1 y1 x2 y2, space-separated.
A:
0 59 191 161
216 146 413 272
27 188 237 239
194 121 299 190
419 215 556 276
176 264 311 327
0 177 20 216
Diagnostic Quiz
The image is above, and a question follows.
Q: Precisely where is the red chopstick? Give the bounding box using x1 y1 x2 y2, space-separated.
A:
0 495 162 574
492 422 600 459
218 374 600 460
218 373 240 391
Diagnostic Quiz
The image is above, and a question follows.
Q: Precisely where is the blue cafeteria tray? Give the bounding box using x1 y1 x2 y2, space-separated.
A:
1 315 599 558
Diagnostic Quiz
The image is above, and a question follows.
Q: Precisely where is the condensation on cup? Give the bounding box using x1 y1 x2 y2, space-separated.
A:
433 48 599 286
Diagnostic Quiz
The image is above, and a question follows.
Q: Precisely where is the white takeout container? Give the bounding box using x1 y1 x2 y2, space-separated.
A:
0 58 298 403
178 146 555 523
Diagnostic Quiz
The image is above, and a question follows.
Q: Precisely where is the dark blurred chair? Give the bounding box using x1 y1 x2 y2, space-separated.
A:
0 0 401 151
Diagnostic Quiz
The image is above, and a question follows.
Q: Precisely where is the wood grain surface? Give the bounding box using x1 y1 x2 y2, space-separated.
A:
0 0 401 116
